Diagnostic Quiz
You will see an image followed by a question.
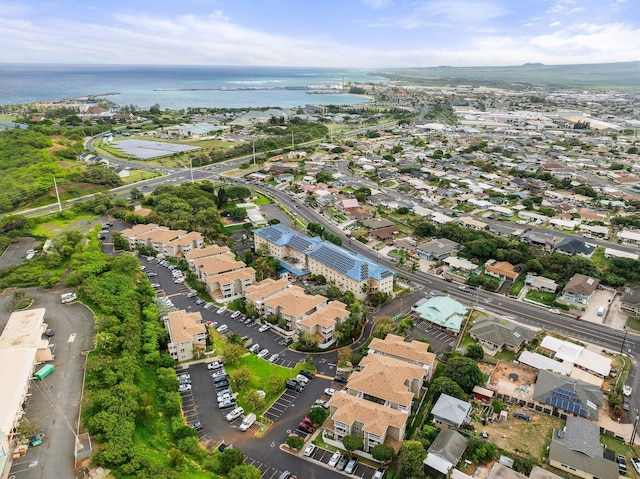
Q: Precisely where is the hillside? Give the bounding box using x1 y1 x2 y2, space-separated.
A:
381 61 640 89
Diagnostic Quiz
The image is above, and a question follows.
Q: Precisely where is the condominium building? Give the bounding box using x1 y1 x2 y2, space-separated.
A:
253 224 394 300
164 310 206 362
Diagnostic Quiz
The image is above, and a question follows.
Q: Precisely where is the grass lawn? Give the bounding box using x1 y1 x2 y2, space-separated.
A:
600 434 640 459
253 194 272 205
121 170 162 184
525 289 557 306
591 247 613 268
33 213 98 237
494 348 518 362
509 278 526 297
627 316 640 333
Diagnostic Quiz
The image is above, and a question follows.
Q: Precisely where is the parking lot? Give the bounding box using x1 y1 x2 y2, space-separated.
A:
411 319 455 353
305 445 380 479
263 388 303 423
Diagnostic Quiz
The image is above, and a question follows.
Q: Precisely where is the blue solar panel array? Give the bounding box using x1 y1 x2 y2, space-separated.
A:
309 244 358 277
288 235 314 252
543 388 588 417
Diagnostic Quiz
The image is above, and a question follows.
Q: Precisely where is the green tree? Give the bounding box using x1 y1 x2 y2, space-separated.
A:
221 343 246 365
343 434 364 456
372 443 395 464
265 376 284 395
396 318 415 337
430 376 467 400
286 435 304 451
372 316 395 339
443 357 485 393
216 448 245 474
467 436 498 464
491 399 505 415
397 440 427 479
245 389 265 411
229 464 262 479
466 344 485 360
229 366 253 391
307 406 329 425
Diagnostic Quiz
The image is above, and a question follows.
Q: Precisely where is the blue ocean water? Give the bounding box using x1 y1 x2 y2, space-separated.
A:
0 64 387 109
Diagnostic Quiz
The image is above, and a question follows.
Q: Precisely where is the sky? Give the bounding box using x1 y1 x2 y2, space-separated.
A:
1 0 639 68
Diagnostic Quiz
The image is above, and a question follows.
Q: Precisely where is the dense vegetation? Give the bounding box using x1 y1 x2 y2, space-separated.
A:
0 128 121 213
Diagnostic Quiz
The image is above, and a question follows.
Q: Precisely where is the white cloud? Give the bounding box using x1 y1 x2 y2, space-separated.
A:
361 0 392 8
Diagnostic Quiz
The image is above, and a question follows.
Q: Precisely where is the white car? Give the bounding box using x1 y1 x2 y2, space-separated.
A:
258 324 270 333
328 451 341 467
295 374 309 384
174 278 185 284
324 388 336 396
231 311 241 318
315 399 329 409
303 444 316 457
268 354 279 363
178 384 192 392
249 344 260 354
217 307 227 314
207 361 223 371
177 373 191 381
257 349 270 359
549 308 561 314
226 406 244 422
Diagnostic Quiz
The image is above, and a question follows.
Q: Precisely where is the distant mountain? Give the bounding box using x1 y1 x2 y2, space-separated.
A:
379 61 640 89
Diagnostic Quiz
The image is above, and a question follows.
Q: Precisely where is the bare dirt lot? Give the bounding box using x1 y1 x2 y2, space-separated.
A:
470 409 564 460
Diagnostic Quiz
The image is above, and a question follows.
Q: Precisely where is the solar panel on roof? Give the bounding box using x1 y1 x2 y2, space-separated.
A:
288 235 312 251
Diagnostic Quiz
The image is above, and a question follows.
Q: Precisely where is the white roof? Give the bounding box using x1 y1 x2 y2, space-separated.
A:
518 351 573 375
424 453 454 474
575 349 612 377
555 342 584 363
604 248 639 260
0 308 47 349
431 212 455 224
0 349 37 434
443 256 477 271
618 230 640 241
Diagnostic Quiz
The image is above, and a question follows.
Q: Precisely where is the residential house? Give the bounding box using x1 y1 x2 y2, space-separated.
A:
361 218 398 240
484 260 520 283
423 429 469 475
337 198 360 210
525 275 559 293
325 392 407 453
416 238 460 261
431 394 472 428
560 274 599 306
413 296 468 335
555 237 595 257
367 334 437 381
520 231 558 250
253 225 394 300
164 310 206 362
469 318 536 353
345 353 427 414
621 284 640 318
458 216 488 231
533 369 603 420
548 416 618 479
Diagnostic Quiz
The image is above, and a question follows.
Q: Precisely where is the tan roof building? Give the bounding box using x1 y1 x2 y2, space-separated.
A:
164 310 206 362
346 353 427 413
261 286 328 328
165 231 204 257
120 223 159 249
485 260 519 281
193 252 246 281
368 334 437 380
326 392 407 453
205 267 256 300
458 217 487 231
184 244 231 262
138 227 187 253
245 278 291 303
297 301 350 348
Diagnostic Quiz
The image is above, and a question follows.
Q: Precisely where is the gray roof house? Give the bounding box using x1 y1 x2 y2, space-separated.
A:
469 318 536 352
525 275 559 293
431 394 472 428
533 369 603 420
555 237 595 257
621 283 640 318
548 416 618 479
416 238 460 261
520 231 558 250
561 273 600 306
423 429 469 474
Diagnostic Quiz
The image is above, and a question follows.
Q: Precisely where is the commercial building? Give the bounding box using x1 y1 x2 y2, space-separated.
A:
413 296 468 335
0 308 53 476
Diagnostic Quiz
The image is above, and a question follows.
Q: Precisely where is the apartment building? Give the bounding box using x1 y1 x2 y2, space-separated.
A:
191 252 255 300
297 301 350 348
259 285 327 330
253 224 394 300
367 334 437 381
120 224 203 257
164 231 204 257
164 310 206 362
120 223 160 250
185 244 231 270
137 227 187 254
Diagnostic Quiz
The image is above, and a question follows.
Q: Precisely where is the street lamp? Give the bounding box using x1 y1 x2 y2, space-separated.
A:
189 157 194 183
621 327 629 355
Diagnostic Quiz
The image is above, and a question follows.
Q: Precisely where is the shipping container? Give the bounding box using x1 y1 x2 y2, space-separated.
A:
34 364 54 380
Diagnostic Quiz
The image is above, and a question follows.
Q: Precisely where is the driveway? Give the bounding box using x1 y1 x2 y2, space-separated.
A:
6 288 95 479
0 237 38 270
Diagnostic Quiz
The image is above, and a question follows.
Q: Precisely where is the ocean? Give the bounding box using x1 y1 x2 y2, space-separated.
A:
0 64 387 109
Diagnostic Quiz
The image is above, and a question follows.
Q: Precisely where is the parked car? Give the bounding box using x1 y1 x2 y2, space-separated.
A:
624 398 631 411
239 413 257 432
268 354 280 363
345 457 358 474
513 411 530 421
299 370 314 380
295 374 309 384
334 374 347 383
286 380 303 392
218 398 235 409
631 457 640 475
195 298 205 305
207 361 223 371
328 451 341 467
258 324 270 333
216 324 229 333
217 307 227 314
372 469 385 479
215 379 230 389
303 444 316 457
178 384 192 392
249 344 261 354
216 388 232 398
177 373 191 381
282 337 294 346
315 399 329 409
186 292 196 299
231 311 241 318
336 455 348 470
618 455 627 474
244 317 255 325
226 406 244 422
324 388 336 396
45 328 54 337
212 372 229 382
191 421 203 432
257 349 270 359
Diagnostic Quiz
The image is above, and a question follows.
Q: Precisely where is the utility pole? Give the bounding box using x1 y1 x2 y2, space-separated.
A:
621 327 629 354
630 411 639 445
189 157 194 183
53 177 62 212
291 132 295 151
252 141 256 165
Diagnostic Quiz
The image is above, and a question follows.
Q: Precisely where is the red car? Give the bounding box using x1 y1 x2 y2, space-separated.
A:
298 418 318 433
